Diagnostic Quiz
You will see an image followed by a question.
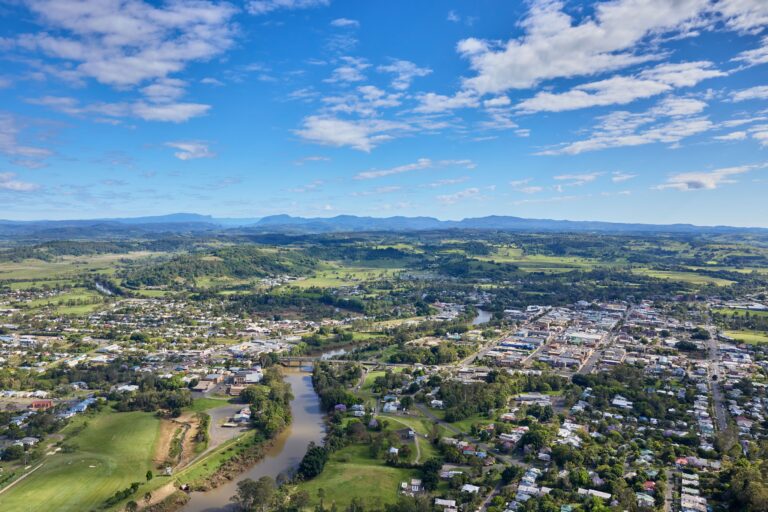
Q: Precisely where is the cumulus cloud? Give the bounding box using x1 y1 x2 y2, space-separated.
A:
0 172 40 191
457 0 710 94
656 164 764 191
13 0 237 87
296 116 409 151
354 158 475 180
377 60 432 90
165 141 215 160
247 0 329 15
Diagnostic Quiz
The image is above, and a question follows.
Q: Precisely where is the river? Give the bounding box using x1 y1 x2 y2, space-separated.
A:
182 367 325 512
472 308 492 325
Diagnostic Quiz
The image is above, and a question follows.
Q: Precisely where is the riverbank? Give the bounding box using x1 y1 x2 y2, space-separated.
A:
179 368 325 512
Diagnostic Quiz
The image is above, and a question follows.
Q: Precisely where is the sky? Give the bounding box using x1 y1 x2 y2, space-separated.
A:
0 0 767 226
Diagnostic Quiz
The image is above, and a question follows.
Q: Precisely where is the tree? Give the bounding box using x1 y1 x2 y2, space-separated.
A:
400 396 414 411
125 501 138 512
298 443 328 479
146 470 153 482
144 491 152 504
231 476 275 512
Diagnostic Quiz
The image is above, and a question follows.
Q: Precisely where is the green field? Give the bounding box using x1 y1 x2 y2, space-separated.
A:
713 308 768 317
0 411 161 512
724 330 768 344
631 269 734 286
296 444 417 510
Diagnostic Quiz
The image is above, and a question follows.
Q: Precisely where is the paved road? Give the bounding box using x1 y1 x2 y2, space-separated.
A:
706 331 728 431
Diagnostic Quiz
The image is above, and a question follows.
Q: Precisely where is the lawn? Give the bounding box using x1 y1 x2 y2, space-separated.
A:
0 411 161 512
187 397 232 413
296 444 417 510
724 330 768 344
713 308 768 317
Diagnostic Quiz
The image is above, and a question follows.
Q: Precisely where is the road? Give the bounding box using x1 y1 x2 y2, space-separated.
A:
705 330 728 431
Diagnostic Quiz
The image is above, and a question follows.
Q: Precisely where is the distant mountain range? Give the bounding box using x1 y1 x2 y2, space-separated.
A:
0 213 765 238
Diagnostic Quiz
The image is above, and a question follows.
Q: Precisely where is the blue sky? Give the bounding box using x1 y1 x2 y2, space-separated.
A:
0 0 767 226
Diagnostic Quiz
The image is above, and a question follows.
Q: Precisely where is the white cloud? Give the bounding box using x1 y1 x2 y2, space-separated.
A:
354 158 475 180
0 112 52 166
457 0 710 94
437 187 481 204
14 0 237 87
288 179 324 193
656 164 764 191
638 61 725 87
734 37 768 66
425 177 469 188
165 141 215 160
28 95 209 123
718 0 768 32
414 91 479 114
483 96 511 108
731 85 768 102
517 76 671 113
541 97 712 155
141 78 187 103
325 56 369 83
377 60 432 90
351 185 402 196
132 102 210 122
294 155 330 165
247 0 329 15
447 10 460 23
0 172 39 191
517 61 722 113
554 172 601 186
322 86 402 117
714 131 748 141
200 77 224 86
296 116 408 151
330 18 359 28
611 172 637 183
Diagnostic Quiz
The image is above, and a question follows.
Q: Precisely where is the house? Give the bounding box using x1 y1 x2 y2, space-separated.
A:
334 404 347 413
29 400 53 410
383 402 399 413
389 447 399 456
430 399 444 409
435 498 456 509
461 484 480 494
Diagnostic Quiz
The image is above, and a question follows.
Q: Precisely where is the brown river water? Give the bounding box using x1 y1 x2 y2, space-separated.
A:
181 367 325 512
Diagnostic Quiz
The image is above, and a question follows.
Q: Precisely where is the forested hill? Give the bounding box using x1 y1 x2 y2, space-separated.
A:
120 246 317 287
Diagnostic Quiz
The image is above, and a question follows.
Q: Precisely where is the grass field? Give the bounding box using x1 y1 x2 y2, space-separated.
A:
291 262 404 288
724 330 768 344
0 411 161 512
631 269 734 286
296 444 417 510
713 308 768 317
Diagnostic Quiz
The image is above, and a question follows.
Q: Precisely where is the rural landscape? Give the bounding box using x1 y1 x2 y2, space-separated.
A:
0 217 767 512
2 0 768 511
